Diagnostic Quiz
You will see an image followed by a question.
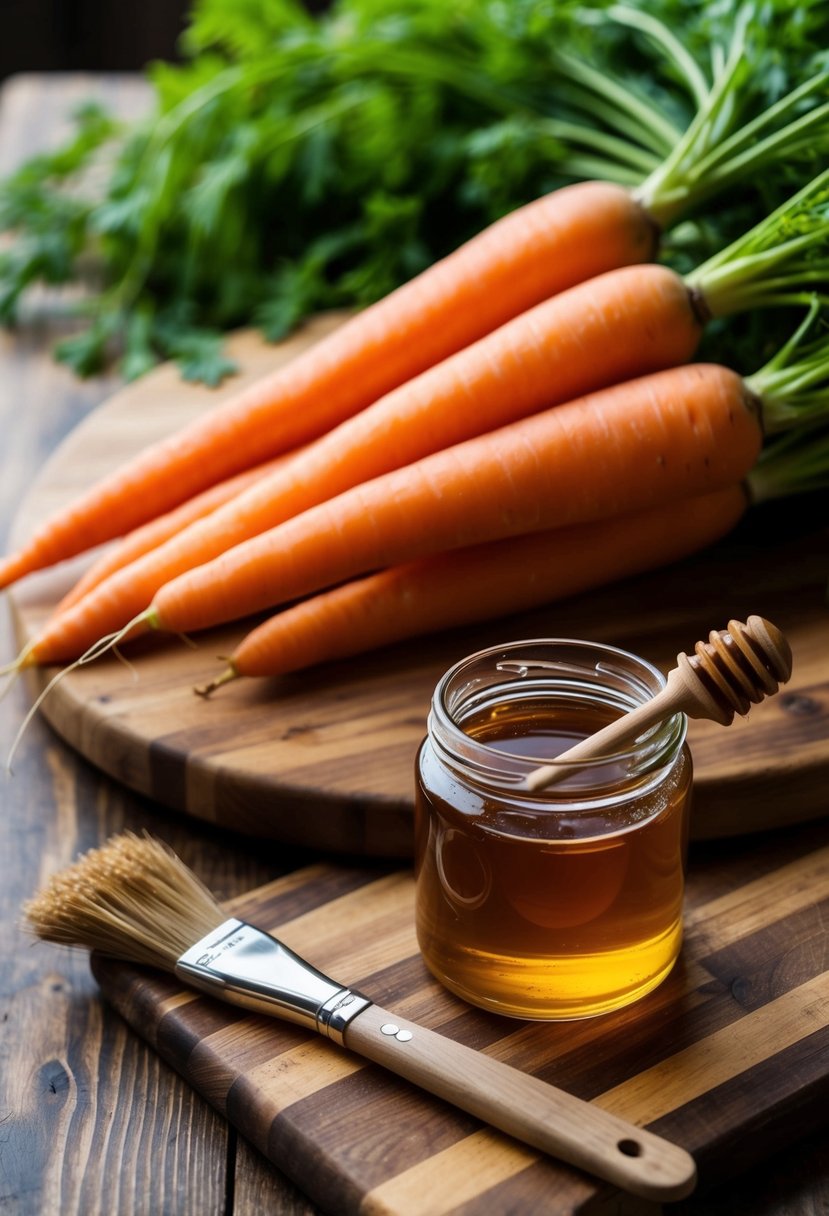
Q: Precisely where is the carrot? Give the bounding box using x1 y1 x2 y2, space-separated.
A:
24 361 763 664
55 453 291 613
128 291 829 645
203 414 829 686
2 25 828 591
145 363 766 631
0 180 657 589
17 178 829 666
28 261 702 658
197 486 749 687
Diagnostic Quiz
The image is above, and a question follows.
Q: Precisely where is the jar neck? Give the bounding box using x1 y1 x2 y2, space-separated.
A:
428 638 686 803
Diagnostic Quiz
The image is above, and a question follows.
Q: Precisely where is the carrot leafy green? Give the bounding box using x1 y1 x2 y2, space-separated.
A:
1 0 828 382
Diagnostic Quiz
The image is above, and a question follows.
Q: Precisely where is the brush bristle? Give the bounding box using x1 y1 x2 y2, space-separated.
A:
23 832 226 970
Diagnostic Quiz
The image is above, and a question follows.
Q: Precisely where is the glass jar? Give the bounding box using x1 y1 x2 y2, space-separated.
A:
414 638 692 1020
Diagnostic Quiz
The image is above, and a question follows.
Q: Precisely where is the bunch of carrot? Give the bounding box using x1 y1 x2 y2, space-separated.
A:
4 17 829 696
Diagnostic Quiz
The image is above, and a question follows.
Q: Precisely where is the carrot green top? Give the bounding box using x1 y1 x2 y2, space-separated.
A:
745 298 829 437
415 5 829 229
2 0 828 381
748 423 829 505
686 171 829 320
615 8 829 226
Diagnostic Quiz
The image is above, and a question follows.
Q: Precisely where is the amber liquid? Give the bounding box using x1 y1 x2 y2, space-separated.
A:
415 700 691 1019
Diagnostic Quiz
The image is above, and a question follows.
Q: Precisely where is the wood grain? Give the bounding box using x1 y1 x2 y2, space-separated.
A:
89 813 829 1215
6 326 829 856
2 71 829 1216
342 1004 697 1202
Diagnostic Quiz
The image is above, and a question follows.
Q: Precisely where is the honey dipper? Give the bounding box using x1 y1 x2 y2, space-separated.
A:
525 615 792 792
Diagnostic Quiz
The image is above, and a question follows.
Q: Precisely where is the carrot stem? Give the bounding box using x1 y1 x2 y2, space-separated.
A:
689 170 829 317
634 7 750 221
606 5 710 110
536 117 661 175
748 425 829 503
546 45 682 155
746 300 829 433
693 89 829 186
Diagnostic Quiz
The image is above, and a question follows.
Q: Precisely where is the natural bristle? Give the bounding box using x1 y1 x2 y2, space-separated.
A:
23 833 225 970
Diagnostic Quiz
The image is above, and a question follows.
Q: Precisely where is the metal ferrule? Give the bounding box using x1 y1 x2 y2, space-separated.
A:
175 918 372 1045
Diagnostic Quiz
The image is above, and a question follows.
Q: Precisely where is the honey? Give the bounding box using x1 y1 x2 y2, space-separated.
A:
414 640 692 1020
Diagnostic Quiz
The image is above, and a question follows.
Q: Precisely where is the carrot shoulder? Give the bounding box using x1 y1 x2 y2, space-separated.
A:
0 181 655 588
146 362 762 638
205 485 748 683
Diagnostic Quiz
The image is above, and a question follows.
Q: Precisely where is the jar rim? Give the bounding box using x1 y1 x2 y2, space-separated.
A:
428 637 687 806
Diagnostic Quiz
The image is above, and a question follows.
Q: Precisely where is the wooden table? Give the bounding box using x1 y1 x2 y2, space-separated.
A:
0 74 827 1215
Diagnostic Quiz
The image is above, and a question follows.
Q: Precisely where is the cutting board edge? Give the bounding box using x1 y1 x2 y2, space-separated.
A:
11 612 821 851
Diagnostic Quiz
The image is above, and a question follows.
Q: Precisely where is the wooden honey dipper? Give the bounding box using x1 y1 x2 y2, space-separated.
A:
525 616 793 792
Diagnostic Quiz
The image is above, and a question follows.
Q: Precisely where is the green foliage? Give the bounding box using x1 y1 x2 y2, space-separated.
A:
0 0 827 381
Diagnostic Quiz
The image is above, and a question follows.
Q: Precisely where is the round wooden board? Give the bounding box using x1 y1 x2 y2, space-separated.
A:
7 320 829 856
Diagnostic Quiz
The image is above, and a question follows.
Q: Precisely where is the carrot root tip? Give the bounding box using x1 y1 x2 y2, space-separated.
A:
5 611 156 773
194 665 238 699
110 645 139 682
1 641 37 678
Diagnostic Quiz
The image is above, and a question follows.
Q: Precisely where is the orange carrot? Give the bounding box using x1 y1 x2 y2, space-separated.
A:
27 262 702 660
23 361 763 664
0 181 656 588
197 485 748 685
56 453 291 613
22 169 829 670
146 363 761 635
6 168 829 598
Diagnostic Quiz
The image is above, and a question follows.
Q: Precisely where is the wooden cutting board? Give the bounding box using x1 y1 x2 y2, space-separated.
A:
90 815 829 1215
6 321 829 856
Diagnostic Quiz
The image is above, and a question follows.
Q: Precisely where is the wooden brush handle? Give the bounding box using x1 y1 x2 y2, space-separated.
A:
343 1003 696 1202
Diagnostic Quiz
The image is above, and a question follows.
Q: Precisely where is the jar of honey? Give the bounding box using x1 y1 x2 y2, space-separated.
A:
414 638 692 1020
